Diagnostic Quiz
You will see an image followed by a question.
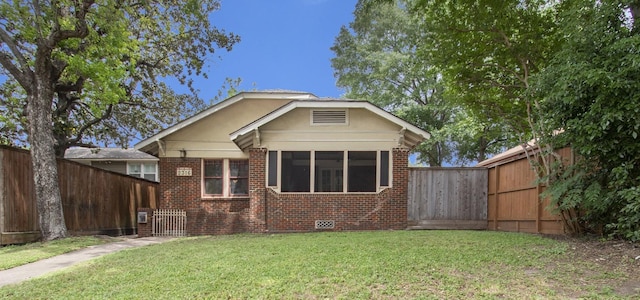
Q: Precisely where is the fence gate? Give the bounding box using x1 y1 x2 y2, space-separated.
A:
152 209 186 237
408 168 488 230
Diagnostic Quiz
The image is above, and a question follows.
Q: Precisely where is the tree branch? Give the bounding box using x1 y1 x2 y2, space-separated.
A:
48 0 95 46
0 27 33 88
65 103 113 145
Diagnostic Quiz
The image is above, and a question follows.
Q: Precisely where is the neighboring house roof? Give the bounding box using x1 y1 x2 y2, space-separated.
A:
64 147 159 161
230 99 431 150
135 91 317 152
476 140 537 168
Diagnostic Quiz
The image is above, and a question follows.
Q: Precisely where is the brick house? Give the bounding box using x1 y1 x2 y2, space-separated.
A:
135 91 429 235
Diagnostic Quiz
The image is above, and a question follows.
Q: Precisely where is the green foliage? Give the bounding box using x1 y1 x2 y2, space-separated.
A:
331 0 512 165
535 0 640 240
411 0 559 135
0 0 240 153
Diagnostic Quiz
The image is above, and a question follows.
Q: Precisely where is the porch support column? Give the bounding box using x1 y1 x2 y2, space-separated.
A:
249 148 268 233
391 148 410 229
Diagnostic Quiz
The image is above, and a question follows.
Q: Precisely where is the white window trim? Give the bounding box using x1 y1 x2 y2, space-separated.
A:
202 159 249 198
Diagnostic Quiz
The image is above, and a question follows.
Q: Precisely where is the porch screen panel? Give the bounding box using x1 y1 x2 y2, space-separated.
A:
281 151 310 192
348 151 377 192
380 151 389 186
315 151 344 192
268 151 277 187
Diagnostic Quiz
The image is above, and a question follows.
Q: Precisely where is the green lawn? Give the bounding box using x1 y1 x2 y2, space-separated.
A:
0 231 636 299
0 236 119 271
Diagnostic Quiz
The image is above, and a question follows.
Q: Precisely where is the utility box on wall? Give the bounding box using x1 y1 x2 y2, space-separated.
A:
137 211 148 224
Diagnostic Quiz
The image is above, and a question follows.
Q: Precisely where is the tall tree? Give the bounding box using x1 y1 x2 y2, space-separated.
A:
0 0 238 240
534 0 640 240
331 0 509 166
407 0 560 174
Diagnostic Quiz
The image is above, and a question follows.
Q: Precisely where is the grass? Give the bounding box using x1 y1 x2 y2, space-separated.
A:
0 231 635 299
0 236 119 271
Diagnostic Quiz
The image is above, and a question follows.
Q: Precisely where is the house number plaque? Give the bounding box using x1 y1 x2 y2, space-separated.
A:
176 167 192 177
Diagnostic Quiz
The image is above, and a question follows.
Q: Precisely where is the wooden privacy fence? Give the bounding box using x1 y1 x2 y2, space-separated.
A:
480 147 569 234
408 167 488 230
0 146 159 245
152 209 187 237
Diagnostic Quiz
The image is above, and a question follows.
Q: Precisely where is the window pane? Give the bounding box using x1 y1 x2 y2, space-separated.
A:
143 163 156 173
315 151 343 192
128 164 141 174
380 151 389 186
205 178 223 195
348 151 377 192
204 160 222 177
229 160 248 177
268 151 277 187
230 178 248 195
281 151 310 192
143 173 156 181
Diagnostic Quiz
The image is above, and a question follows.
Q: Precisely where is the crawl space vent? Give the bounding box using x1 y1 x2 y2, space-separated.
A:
315 220 335 229
312 110 347 125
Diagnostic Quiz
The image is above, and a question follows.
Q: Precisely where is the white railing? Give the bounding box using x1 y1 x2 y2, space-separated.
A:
152 209 187 237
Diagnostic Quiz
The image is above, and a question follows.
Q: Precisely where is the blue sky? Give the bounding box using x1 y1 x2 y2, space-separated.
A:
183 0 358 101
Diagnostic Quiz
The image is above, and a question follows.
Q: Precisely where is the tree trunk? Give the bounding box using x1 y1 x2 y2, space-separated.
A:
26 67 67 241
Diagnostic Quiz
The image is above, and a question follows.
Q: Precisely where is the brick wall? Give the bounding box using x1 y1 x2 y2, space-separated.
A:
248 148 267 233
159 157 251 235
264 148 409 232
266 189 400 232
157 148 410 235
389 148 409 229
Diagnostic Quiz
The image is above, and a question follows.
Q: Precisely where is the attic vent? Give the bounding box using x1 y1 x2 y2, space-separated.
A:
315 220 335 229
312 110 347 125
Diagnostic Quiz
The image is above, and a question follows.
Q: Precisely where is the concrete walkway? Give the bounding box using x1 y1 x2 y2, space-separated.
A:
0 236 174 288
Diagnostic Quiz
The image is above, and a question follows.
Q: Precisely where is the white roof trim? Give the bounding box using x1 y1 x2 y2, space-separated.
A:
134 91 317 150
230 100 430 141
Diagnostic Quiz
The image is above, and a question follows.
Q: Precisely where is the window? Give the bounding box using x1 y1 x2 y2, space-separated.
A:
203 159 248 197
281 151 310 192
204 160 223 195
229 160 249 195
348 151 377 192
269 150 390 193
315 151 343 192
127 162 158 181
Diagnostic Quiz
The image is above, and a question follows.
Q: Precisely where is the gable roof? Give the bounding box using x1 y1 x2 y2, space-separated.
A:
135 91 317 152
64 147 159 161
230 99 431 150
